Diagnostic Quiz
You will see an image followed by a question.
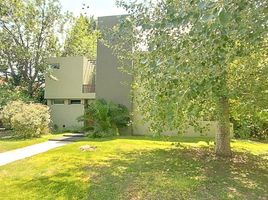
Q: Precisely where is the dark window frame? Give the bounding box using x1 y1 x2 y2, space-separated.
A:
70 99 81 105
52 99 65 105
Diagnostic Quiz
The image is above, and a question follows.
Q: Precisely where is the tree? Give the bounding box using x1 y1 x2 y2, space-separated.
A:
111 0 268 156
0 0 68 97
62 15 98 59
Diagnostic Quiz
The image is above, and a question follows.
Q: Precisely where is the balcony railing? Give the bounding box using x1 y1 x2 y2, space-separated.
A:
82 84 95 93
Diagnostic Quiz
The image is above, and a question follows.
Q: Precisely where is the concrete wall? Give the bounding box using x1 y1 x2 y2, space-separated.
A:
45 56 95 99
96 15 132 111
49 104 84 130
45 56 96 130
133 114 233 137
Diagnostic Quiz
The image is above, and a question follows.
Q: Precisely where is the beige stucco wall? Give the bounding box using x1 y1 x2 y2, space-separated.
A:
45 56 95 99
45 56 95 130
49 104 84 130
133 120 233 138
96 15 132 111
96 15 133 135
133 104 234 137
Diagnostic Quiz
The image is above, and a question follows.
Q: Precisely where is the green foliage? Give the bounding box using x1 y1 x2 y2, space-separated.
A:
79 99 130 137
112 0 268 139
0 0 69 97
231 107 268 140
229 51 268 139
1 101 51 138
0 84 30 110
0 82 45 111
63 15 99 59
52 124 59 133
232 116 268 140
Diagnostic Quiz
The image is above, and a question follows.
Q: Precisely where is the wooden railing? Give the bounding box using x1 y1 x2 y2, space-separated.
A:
82 84 95 93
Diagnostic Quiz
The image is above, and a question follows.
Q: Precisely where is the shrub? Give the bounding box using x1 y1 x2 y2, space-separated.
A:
231 110 268 140
79 99 130 137
1 101 51 138
230 98 268 140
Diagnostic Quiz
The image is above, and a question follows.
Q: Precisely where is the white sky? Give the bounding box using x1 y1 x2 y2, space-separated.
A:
59 0 127 17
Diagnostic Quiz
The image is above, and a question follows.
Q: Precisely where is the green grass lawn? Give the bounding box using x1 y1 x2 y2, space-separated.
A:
0 136 267 200
0 134 64 153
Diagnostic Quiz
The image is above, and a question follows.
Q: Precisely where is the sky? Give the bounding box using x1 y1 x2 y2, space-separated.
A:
59 0 127 17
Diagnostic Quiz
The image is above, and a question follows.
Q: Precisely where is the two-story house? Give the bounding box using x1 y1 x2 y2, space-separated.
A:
45 15 132 132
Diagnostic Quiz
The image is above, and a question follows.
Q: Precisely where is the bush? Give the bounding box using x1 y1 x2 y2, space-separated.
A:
230 97 268 140
79 99 130 138
1 101 51 138
231 110 268 140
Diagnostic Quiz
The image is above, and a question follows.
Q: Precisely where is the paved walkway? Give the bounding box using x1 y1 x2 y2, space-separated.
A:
0 141 70 166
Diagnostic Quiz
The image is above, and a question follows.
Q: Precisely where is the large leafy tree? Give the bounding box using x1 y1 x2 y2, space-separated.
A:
111 0 268 156
0 0 68 97
62 15 98 59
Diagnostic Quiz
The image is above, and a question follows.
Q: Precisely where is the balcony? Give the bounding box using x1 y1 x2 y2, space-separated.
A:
82 84 95 93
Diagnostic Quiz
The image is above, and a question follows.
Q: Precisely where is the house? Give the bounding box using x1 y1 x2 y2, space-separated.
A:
45 15 132 132
45 15 231 137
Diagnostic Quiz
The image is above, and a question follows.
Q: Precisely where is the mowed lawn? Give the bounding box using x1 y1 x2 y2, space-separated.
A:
0 136 267 200
0 134 64 153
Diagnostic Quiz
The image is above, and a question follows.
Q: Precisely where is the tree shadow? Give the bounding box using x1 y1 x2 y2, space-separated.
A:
81 135 213 143
85 147 268 200
14 171 87 199
188 149 268 199
3 142 266 200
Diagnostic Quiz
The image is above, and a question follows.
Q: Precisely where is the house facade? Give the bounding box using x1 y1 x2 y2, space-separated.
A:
45 15 132 132
45 56 95 130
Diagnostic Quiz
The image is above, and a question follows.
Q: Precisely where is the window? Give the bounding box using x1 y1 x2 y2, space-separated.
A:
52 99 64 104
49 63 60 69
70 100 81 104
82 84 95 93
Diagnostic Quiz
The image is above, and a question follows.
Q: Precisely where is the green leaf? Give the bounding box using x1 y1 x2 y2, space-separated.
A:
198 1 206 10
218 8 228 25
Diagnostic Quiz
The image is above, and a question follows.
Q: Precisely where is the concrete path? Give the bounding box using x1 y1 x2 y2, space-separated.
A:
0 141 71 166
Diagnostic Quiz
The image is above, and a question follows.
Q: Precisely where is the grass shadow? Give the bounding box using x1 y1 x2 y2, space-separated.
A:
85 147 268 200
14 171 87 199
1 138 267 200
82 135 214 144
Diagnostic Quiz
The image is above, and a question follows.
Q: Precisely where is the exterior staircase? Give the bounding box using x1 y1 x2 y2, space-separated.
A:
49 133 86 142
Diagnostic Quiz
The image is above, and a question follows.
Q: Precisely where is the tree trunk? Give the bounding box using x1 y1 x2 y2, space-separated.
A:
215 96 232 157
27 81 34 98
